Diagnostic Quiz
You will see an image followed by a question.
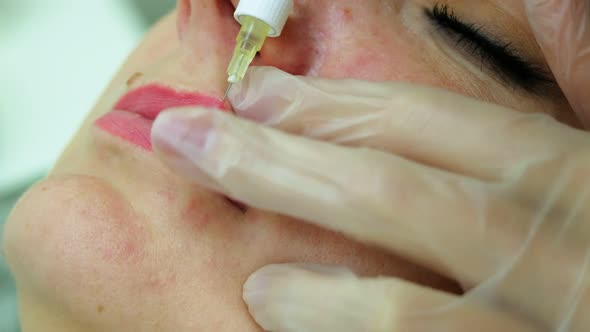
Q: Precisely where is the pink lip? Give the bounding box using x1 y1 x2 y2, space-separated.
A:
95 84 226 150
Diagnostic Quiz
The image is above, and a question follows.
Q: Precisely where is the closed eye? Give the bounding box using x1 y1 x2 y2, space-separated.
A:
425 3 556 94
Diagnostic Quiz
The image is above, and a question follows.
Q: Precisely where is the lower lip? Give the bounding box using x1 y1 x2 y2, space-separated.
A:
95 111 154 150
95 84 226 150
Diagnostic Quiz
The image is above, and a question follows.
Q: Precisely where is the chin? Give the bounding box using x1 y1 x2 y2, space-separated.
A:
3 158 459 331
2 174 262 331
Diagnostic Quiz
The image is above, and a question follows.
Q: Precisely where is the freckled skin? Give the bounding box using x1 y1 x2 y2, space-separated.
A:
126 72 144 87
2 1 577 331
343 7 353 22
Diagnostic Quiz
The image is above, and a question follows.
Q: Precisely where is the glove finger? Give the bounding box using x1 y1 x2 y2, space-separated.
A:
229 67 584 181
151 108 229 193
243 263 540 332
151 107 532 284
153 107 589 326
526 0 590 126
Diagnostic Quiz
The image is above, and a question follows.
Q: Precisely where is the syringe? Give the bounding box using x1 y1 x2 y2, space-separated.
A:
224 0 293 100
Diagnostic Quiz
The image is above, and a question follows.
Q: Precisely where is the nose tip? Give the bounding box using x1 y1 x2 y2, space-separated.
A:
177 0 191 39
178 0 239 44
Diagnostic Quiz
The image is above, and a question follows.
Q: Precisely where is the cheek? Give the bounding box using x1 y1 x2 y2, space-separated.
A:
2 174 268 330
311 15 444 86
319 40 438 86
244 212 461 292
2 176 175 323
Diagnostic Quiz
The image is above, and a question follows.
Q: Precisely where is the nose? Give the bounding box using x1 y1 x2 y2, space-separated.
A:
243 0 352 77
256 1 327 76
177 0 238 53
179 0 334 79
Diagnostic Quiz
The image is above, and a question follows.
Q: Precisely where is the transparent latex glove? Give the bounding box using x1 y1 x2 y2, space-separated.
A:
526 0 590 126
152 66 590 332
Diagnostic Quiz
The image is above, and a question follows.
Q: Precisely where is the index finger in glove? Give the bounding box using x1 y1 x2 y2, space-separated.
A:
525 0 590 126
229 67 585 182
152 106 590 327
243 264 542 332
152 107 535 284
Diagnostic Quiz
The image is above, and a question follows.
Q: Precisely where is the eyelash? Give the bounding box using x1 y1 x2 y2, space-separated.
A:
425 3 553 92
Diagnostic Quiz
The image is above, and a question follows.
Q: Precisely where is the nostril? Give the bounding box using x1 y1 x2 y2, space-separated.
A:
177 0 192 40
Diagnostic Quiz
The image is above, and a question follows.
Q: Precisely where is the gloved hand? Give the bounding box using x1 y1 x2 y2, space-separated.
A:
526 0 590 126
152 65 590 332
150 0 590 330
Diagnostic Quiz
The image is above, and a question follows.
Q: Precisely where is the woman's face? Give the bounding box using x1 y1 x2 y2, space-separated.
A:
4 0 578 331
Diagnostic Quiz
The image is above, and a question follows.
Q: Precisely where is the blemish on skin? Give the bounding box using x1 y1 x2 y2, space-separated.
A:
205 255 219 270
343 7 353 22
126 72 144 87
146 272 178 294
177 0 191 40
97 305 105 313
196 213 212 230
184 198 201 215
182 198 213 231
101 238 142 264
156 189 176 203
123 241 138 257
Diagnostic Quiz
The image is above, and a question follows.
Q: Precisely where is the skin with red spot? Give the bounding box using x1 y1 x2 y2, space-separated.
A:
182 198 213 231
2 0 578 331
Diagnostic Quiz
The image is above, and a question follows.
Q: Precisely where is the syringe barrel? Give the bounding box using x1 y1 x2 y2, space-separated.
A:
227 17 271 83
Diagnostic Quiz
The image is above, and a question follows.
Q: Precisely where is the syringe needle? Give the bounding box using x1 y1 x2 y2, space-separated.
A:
223 83 233 101
223 0 292 103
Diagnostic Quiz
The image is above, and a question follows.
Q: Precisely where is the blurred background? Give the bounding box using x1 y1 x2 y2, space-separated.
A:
0 1 175 330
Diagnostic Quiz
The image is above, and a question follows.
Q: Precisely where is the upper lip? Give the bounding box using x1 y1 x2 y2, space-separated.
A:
114 83 228 120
